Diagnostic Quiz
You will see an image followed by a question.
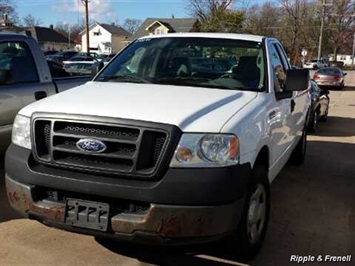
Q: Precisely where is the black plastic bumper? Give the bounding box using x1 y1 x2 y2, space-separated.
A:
5 144 251 205
5 144 251 243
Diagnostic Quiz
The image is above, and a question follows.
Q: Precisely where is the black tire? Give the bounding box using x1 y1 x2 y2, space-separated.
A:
289 126 307 165
225 165 270 261
307 110 318 133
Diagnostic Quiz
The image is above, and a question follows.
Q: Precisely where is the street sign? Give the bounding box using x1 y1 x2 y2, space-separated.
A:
301 49 307 57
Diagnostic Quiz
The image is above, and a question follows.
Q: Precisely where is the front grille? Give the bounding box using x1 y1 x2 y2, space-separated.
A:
32 116 177 179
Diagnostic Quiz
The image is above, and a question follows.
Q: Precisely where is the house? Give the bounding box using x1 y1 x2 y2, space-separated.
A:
79 23 131 54
329 54 354 66
128 17 199 42
21 25 73 51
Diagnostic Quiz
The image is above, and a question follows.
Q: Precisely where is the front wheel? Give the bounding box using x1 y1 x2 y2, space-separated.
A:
225 165 270 261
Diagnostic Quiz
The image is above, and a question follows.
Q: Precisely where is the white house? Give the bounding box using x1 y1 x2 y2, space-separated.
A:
80 23 131 54
329 54 354 66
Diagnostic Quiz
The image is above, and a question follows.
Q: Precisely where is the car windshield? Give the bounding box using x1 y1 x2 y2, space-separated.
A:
95 37 265 91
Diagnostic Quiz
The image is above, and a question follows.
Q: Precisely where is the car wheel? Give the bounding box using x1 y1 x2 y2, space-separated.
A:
307 111 318 133
289 125 307 165
224 165 270 261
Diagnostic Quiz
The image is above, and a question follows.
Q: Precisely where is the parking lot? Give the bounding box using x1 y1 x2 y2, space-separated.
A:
0 74 354 266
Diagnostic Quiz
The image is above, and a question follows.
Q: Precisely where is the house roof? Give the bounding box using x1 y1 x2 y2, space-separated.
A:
79 23 131 36
25 26 70 43
128 18 198 41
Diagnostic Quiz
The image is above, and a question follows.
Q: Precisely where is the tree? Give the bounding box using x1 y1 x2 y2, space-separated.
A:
123 19 142 34
187 0 244 33
187 0 234 22
325 0 355 59
243 3 282 37
22 14 42 27
0 0 19 25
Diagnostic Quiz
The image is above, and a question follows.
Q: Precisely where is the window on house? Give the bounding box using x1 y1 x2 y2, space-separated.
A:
340 56 346 60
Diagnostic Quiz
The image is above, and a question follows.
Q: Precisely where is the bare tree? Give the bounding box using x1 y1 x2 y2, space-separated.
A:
0 0 19 25
325 0 355 59
187 0 234 22
243 3 282 37
22 14 42 27
123 19 142 34
279 0 310 63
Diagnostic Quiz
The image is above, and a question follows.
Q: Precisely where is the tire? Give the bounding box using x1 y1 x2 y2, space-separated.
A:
307 110 318 133
225 165 270 261
289 126 307 165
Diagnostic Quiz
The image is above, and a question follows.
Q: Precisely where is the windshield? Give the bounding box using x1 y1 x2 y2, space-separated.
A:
95 37 265 91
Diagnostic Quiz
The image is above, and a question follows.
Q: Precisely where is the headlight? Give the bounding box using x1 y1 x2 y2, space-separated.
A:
12 115 31 149
170 134 239 168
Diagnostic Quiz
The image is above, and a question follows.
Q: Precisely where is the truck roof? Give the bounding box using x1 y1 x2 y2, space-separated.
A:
0 32 32 41
139 32 265 43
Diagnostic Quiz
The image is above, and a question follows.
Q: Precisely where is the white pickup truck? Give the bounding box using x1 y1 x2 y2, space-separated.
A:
5 33 310 260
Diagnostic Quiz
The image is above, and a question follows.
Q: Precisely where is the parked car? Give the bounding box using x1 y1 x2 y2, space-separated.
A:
62 55 98 65
47 59 70 78
5 33 311 260
43 50 58 56
0 33 90 155
63 62 94 76
303 59 328 69
307 80 330 132
46 51 78 64
313 67 346 89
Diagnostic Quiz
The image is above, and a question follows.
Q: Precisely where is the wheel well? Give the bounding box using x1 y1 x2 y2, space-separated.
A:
254 146 269 169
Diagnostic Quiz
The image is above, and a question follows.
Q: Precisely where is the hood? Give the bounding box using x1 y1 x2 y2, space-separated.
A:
20 82 258 132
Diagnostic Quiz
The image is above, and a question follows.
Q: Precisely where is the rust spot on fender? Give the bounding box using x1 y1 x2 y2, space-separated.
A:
8 191 20 204
158 216 181 237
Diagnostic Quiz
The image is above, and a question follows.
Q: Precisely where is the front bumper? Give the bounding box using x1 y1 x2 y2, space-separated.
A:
5 144 250 244
6 174 244 244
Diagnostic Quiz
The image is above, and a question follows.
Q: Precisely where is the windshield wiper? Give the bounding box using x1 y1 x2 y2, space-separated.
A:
97 74 151 84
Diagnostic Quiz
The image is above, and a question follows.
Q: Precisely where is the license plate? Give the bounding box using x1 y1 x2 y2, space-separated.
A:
65 198 109 231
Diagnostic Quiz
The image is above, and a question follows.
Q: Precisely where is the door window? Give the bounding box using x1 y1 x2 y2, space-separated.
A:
0 41 39 85
269 44 286 93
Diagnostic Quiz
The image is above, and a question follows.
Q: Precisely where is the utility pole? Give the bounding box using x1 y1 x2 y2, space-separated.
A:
317 0 326 61
82 0 90 53
352 32 355 69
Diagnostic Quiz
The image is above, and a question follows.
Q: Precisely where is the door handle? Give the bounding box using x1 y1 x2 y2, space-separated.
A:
34 91 47 101
291 100 296 113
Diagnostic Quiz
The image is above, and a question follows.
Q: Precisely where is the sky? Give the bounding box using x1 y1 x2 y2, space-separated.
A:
14 0 195 27
12 0 266 27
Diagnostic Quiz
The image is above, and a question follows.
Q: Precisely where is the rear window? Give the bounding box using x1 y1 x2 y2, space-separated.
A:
317 68 340 74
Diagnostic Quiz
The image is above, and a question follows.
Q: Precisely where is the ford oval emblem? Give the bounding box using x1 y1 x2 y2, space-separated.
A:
76 139 107 153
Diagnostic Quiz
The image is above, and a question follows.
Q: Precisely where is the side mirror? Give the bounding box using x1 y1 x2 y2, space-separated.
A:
91 61 104 77
343 72 347 76
285 69 310 91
